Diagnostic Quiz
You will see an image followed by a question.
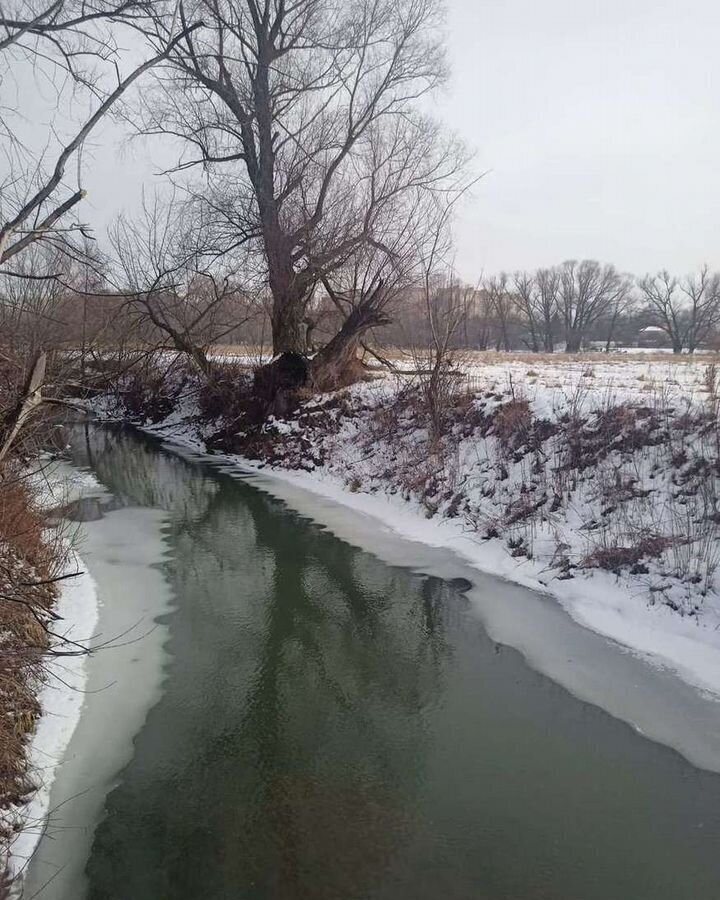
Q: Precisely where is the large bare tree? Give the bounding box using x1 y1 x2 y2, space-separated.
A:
135 0 470 388
559 260 631 353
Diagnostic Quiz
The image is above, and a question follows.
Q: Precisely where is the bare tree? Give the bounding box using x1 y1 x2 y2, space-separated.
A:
637 272 684 353
134 0 471 390
484 274 514 351
110 196 259 376
638 267 720 354
511 268 559 353
682 266 720 353
559 260 631 353
0 0 200 461
511 271 540 352
535 267 561 353
0 19 200 268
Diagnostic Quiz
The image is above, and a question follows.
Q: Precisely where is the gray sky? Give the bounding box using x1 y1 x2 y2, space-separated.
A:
74 0 720 282
440 0 720 280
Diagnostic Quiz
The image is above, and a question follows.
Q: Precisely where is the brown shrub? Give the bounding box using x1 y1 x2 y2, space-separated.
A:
583 535 674 573
492 399 533 451
0 470 60 875
198 364 254 422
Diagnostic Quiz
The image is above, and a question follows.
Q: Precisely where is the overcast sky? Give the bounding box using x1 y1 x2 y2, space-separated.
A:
76 0 720 282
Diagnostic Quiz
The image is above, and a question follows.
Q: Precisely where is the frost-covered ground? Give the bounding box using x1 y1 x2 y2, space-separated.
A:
94 352 720 702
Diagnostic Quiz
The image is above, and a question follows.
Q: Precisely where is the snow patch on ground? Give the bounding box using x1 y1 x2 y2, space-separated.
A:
7 553 98 882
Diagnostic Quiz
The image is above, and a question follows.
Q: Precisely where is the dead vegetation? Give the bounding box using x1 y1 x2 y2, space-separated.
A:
0 469 65 889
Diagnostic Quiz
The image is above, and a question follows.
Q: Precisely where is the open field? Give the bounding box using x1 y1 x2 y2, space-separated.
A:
209 344 717 410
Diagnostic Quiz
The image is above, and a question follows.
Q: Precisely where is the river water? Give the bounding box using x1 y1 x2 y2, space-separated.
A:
24 424 720 899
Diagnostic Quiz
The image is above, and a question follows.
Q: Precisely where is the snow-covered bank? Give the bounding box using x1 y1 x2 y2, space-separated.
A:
7 550 98 884
156 430 720 702
126 429 720 779
91 356 720 708
231 459 720 702
5 466 102 887
22 459 175 900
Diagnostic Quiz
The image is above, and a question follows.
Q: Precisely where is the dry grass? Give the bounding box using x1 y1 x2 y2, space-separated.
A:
0 469 62 892
210 343 720 367
368 347 720 367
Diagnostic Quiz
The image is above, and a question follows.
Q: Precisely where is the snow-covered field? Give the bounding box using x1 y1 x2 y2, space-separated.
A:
93 351 720 705
456 352 712 417
211 346 714 408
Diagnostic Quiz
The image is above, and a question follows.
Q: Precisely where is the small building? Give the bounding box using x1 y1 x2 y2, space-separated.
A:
637 326 668 349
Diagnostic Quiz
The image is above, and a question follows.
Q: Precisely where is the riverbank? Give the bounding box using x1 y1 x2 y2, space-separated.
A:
21 451 174 900
1 466 100 893
7 549 97 886
91 358 720 702
23 422 720 900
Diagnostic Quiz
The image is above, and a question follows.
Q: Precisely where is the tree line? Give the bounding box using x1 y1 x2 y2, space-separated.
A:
385 262 720 354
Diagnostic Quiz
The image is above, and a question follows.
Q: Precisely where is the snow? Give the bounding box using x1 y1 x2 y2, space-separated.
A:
7 467 102 884
101 351 720 711
20 476 174 899
7 552 98 881
226 456 720 701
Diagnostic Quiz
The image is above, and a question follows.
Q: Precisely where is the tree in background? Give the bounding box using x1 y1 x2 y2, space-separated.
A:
483 274 514 351
638 267 720 354
559 260 632 353
512 268 560 353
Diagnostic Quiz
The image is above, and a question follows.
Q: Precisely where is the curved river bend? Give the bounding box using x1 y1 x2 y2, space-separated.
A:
25 424 720 899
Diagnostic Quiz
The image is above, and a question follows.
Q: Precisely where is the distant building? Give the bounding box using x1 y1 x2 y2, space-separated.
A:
637 325 668 349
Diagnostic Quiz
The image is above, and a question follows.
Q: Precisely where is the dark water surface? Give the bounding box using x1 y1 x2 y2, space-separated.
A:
53 426 720 899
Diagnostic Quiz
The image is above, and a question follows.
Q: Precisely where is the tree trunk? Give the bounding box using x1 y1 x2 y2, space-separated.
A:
565 330 582 353
543 315 555 353
310 304 384 392
0 351 46 466
271 299 307 355
256 281 388 412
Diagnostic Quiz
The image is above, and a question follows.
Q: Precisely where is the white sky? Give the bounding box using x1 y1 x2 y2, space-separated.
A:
43 0 720 282
440 0 720 280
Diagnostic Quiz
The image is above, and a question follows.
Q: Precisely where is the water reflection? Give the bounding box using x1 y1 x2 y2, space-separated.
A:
55 424 720 900
65 425 452 900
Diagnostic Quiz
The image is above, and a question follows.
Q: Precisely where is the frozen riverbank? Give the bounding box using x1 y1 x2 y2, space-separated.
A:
227 456 720 703
20 457 174 899
7 548 97 885
124 379 720 710
123 431 720 779
6 465 101 888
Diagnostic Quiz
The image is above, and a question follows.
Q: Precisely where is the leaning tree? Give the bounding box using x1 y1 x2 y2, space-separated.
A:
135 0 471 391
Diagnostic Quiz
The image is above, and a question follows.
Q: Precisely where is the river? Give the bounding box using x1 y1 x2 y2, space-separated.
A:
24 423 720 899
